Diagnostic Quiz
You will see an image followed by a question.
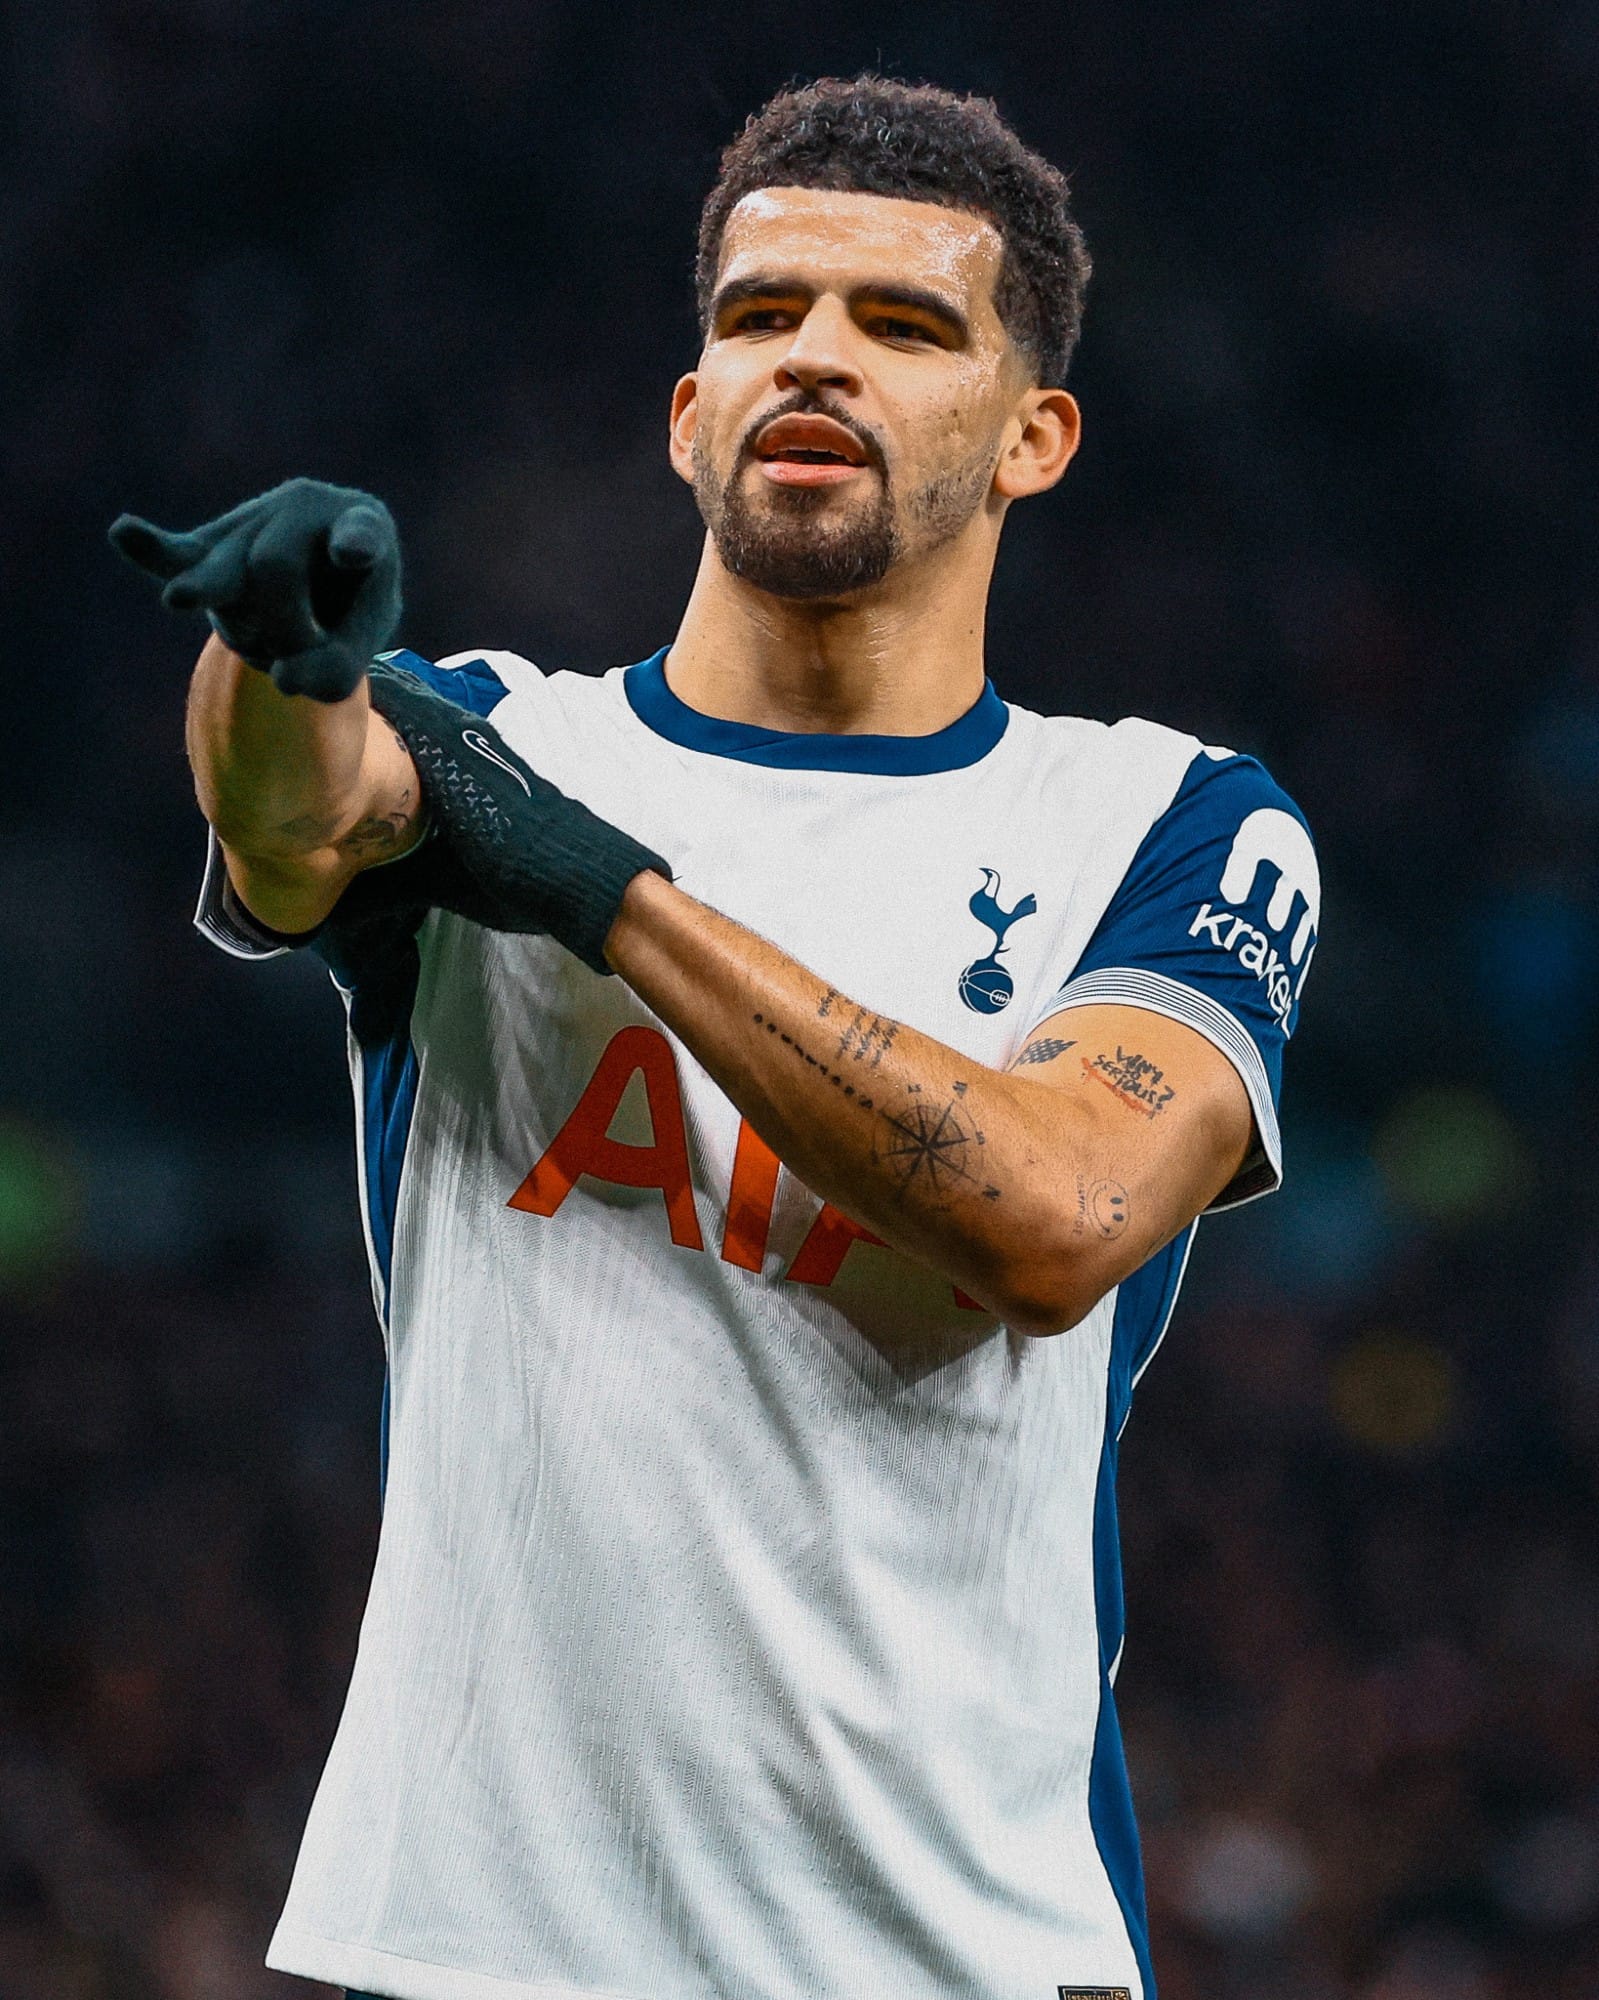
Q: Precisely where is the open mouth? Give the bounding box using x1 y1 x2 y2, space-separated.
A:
751 412 873 484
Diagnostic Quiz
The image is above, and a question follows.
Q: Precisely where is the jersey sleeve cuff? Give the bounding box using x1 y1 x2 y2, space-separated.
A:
193 831 320 960
1037 966 1283 1210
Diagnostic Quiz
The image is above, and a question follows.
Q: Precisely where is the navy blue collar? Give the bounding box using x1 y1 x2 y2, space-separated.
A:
622 647 1008 774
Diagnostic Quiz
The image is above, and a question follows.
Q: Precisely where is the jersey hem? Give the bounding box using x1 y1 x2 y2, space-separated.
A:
266 1927 656 2000
1034 966 1282 1210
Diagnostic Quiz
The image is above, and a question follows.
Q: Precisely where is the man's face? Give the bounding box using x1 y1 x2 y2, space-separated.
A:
674 187 1031 601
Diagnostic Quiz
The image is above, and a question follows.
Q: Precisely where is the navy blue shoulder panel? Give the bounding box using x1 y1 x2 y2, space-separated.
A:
375 648 509 719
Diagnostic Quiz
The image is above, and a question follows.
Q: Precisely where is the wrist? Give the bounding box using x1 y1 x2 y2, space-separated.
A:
363 659 672 972
602 865 682 974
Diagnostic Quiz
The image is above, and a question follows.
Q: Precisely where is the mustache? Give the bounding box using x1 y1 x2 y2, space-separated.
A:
736 392 888 476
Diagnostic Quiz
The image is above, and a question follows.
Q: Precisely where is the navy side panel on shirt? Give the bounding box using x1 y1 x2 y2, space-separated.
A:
1085 1222 1196 2000
327 653 510 1488
1044 750 1319 1208
192 650 510 1491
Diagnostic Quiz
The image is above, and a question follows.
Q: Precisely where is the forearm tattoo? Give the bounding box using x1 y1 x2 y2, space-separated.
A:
276 715 418 857
819 988 902 1071
873 1081 999 1204
754 1004 1000 1208
273 807 341 845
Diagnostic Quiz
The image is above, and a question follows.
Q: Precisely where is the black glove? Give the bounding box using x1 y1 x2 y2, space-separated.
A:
109 478 402 702
356 656 671 974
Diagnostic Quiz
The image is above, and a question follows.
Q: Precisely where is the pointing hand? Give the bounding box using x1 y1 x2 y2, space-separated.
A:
109 477 402 702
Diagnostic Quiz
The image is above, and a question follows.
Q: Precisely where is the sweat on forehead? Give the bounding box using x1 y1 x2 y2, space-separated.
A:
717 188 1005 282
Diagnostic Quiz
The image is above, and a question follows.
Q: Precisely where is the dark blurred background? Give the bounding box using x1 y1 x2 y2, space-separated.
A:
3 2 1596 1996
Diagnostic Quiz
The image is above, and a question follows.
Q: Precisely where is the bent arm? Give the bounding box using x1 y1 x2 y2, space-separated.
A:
604 871 1253 1335
186 632 424 934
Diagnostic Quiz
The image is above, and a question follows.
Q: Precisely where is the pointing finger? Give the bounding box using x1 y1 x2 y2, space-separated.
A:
108 515 209 583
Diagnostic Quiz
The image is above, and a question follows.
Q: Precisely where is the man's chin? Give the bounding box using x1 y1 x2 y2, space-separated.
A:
695 458 900 599
715 520 900 601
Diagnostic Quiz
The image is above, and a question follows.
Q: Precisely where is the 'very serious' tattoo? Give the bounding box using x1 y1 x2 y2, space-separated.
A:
274 719 419 857
334 717 419 858
1082 1047 1175 1119
274 795 413 856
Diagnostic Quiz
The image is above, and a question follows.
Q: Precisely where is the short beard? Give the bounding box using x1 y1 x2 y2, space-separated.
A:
692 399 997 603
694 448 901 601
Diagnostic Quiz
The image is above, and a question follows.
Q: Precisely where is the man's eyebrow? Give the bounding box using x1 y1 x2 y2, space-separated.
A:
849 283 969 343
710 274 817 320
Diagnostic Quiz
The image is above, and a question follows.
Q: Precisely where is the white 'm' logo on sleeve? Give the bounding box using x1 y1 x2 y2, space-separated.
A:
1219 809 1320 963
1188 808 1320 1030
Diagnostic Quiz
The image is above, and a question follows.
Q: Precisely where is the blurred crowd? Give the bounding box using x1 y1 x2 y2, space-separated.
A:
3 0 1597 1995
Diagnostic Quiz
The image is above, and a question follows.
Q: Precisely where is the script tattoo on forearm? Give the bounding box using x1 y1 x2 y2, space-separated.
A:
819 990 902 1071
756 1008 1001 1208
1081 1046 1175 1119
1014 1036 1077 1068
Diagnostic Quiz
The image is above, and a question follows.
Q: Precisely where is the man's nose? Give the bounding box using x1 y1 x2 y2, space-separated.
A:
773 296 863 397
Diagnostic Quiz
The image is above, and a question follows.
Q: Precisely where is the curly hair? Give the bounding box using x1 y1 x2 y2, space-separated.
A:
696 76 1092 387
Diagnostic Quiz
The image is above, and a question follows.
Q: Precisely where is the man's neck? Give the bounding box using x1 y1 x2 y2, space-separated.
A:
664 535 994 738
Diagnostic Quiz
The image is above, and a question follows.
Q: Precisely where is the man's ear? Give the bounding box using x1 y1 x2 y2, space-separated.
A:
992 388 1081 501
668 375 699 486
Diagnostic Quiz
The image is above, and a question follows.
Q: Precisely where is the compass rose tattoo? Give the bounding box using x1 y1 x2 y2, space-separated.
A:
873 1080 1001 1205
753 1003 1003 1212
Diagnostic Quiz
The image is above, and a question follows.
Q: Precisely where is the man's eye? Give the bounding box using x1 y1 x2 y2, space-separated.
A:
732 309 795 334
872 316 938 344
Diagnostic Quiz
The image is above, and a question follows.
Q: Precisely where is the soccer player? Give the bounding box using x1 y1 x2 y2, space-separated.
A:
118 76 1318 2000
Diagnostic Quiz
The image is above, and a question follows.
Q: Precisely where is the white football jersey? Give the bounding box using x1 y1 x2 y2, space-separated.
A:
197 645 1318 2000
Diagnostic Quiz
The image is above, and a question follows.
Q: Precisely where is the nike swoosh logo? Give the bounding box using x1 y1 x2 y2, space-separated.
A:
461 729 532 797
